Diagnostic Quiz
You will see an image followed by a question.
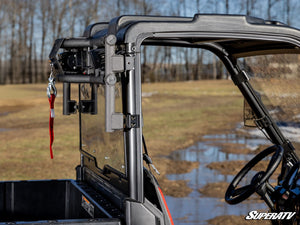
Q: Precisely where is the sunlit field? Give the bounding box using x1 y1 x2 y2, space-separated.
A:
0 80 242 181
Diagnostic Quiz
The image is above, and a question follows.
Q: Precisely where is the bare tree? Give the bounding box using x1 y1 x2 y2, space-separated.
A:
28 0 35 83
39 0 50 82
16 0 31 84
0 0 298 84
194 0 205 80
0 0 6 83
8 1 17 84
141 0 154 82
267 0 279 20
78 0 100 30
34 43 38 83
68 0 76 37
225 0 229 14
286 0 290 25
49 0 68 43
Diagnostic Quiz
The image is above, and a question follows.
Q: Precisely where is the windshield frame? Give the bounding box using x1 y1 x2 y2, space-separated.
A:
142 36 300 184
135 36 300 199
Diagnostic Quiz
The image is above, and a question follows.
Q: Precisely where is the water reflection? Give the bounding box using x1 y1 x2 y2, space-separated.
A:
166 133 270 225
0 112 9 116
0 128 10 132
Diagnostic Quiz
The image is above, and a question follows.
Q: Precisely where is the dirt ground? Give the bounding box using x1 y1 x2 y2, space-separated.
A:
198 181 229 198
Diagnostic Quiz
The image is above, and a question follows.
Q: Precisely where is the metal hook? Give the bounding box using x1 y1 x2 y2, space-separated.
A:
47 63 57 98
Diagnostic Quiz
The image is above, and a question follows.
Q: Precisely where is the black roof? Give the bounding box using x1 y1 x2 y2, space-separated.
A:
81 14 300 57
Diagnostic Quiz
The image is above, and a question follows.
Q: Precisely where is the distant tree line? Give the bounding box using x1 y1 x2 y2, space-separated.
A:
0 0 298 84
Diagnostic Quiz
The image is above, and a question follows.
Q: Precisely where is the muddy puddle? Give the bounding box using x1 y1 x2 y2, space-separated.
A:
0 128 10 132
0 112 10 132
0 112 9 116
165 133 270 225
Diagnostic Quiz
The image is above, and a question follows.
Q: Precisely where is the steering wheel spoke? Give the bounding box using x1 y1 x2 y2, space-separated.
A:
259 187 275 211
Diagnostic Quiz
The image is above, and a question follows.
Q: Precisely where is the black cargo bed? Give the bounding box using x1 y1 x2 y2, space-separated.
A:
0 180 122 224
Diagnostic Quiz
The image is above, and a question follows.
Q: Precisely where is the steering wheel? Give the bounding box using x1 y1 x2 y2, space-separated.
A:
225 145 284 205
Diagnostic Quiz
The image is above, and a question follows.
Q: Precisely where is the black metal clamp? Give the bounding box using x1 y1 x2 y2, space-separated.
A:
124 114 140 130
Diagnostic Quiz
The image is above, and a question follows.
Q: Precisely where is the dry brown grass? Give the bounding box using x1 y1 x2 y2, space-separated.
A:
0 83 79 180
0 80 243 192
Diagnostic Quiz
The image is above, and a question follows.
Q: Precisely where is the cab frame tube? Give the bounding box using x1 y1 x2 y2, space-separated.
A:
125 43 144 202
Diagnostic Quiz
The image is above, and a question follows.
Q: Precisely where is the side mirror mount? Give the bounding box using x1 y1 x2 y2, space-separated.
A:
243 99 257 127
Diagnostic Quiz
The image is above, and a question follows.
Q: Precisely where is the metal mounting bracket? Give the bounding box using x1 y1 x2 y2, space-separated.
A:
105 35 124 132
125 114 140 130
255 116 271 129
104 35 135 132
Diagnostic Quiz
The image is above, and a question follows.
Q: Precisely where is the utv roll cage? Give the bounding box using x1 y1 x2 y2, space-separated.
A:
23 14 299 224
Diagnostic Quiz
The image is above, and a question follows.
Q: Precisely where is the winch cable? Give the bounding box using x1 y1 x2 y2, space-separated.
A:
47 64 57 159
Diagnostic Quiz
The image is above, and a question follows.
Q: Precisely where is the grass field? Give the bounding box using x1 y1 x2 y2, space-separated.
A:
0 81 243 193
0 84 80 180
0 80 244 198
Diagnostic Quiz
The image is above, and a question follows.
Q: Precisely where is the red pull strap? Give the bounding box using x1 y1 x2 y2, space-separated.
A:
48 94 56 159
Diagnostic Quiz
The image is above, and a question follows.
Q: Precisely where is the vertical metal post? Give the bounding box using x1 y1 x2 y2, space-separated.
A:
78 84 84 179
91 84 97 114
63 82 71 115
126 43 144 202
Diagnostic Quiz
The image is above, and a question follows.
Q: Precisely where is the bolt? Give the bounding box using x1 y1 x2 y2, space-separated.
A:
106 35 117 45
106 74 117 85
108 76 115 83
